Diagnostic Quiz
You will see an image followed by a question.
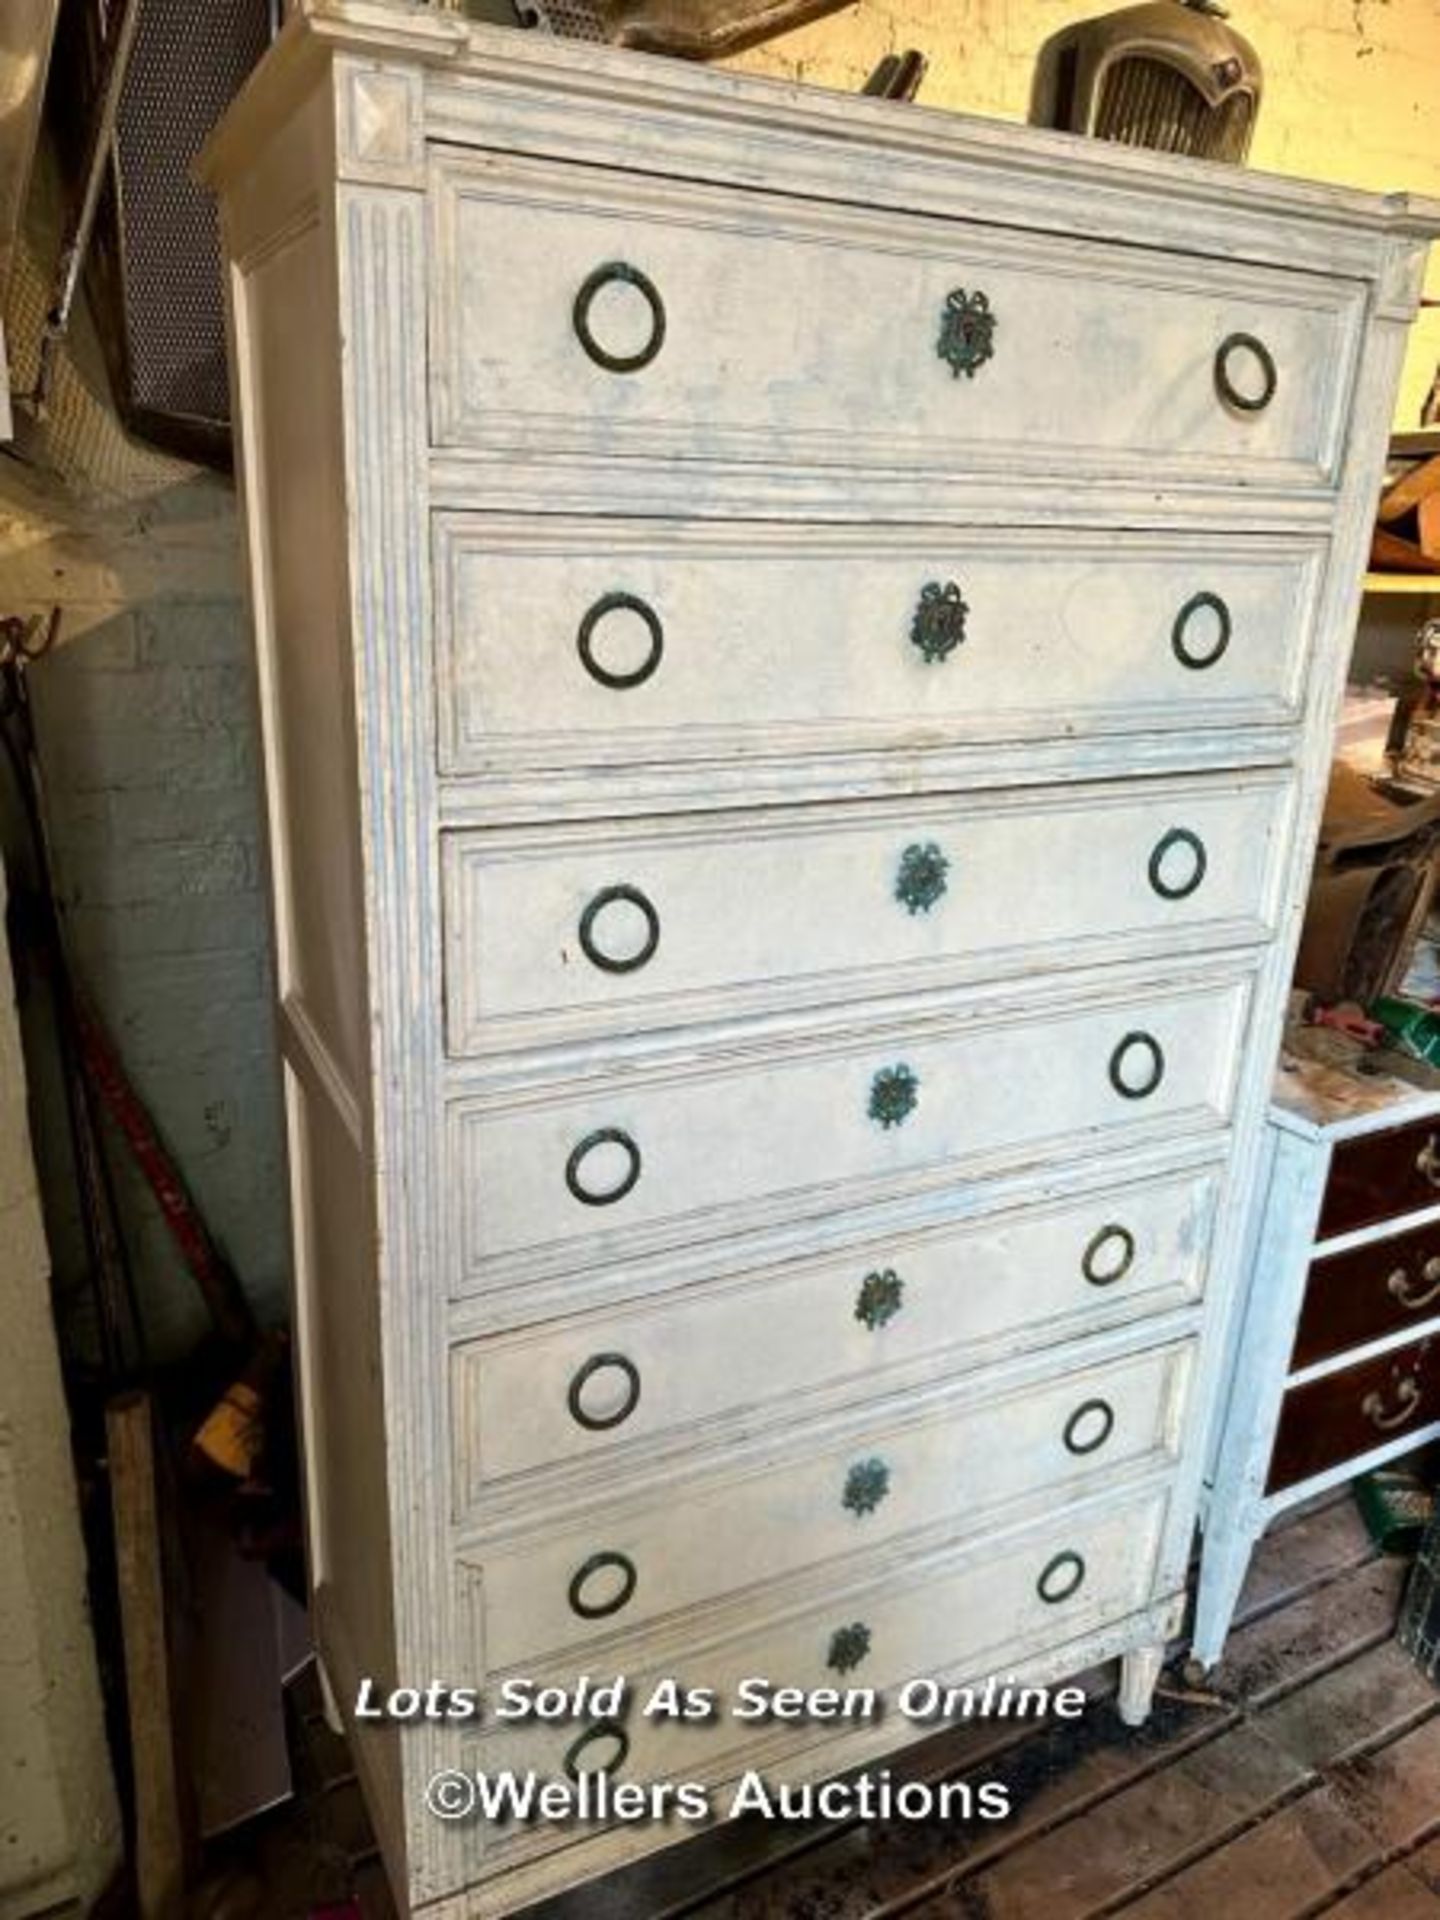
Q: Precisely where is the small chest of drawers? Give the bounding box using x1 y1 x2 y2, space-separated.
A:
1194 1037 1440 1669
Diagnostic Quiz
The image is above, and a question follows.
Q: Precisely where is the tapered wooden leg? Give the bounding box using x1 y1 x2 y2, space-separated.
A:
1191 1523 1256 1674
1118 1642 1165 1727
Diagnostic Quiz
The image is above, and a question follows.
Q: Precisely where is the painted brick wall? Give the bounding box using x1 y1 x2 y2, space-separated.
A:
3 153 286 1365
23 598 288 1359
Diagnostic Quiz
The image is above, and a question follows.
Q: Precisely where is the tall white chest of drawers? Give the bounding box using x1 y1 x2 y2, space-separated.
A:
202 8 1439 1912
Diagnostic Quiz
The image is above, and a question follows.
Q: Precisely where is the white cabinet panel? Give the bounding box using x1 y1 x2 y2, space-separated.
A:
449 971 1252 1286
452 1168 1216 1490
431 151 1362 493
442 774 1292 1053
470 1339 1193 1667
435 520 1323 781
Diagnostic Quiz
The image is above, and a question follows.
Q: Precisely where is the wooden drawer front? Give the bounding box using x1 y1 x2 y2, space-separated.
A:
443 775 1290 1055
455 1484 1168 1828
1267 1334 1440 1493
470 1340 1191 1667
1293 1220 1440 1371
435 519 1323 778
452 1171 1216 1488
1318 1116 1440 1240
430 152 1359 492
449 974 1249 1289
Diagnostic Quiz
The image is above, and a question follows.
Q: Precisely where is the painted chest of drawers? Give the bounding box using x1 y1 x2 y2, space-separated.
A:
200 6 1439 1912
1194 1038 1440 1669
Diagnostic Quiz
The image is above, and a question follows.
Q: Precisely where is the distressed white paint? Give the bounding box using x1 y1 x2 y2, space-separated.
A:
199 5 1440 1911
442 772 1293 1054
429 148 1364 491
450 964 1252 1287
434 519 1325 791
469 1338 1194 1670
451 1168 1216 1495
453 1476 1172 1871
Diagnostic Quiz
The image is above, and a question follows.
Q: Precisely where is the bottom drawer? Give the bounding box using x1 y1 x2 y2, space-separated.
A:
1268 1333 1440 1492
458 1479 1170 1842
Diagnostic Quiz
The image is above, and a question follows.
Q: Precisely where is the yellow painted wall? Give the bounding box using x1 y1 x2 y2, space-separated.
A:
730 0 1440 424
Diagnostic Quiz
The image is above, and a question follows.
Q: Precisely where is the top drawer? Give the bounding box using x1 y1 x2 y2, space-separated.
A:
429 150 1363 492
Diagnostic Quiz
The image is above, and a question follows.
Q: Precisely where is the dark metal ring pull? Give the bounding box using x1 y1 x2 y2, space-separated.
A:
1171 591 1231 672
1037 1550 1086 1605
562 1718 631 1782
1063 1398 1116 1457
579 885 660 974
1215 331 1277 413
573 261 666 373
1109 1031 1165 1102
1082 1223 1136 1288
567 1550 638 1620
1148 827 1208 902
565 1127 641 1206
577 592 664 690
567 1352 642 1432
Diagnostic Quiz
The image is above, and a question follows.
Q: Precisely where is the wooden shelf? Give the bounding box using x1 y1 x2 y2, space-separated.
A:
1364 572 1440 596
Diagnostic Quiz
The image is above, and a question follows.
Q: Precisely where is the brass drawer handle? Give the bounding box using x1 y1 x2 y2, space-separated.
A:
565 1127 641 1206
577 591 664 690
910 580 968 664
1063 1398 1115 1457
1215 331 1277 413
567 1352 641 1432
869 1063 919 1129
826 1622 872 1674
568 1550 638 1621
1388 1258 1440 1313
1416 1135 1440 1189
895 842 950 916
1109 1031 1165 1101
937 286 996 379
1037 1550 1086 1604
1171 591 1231 672
573 261 665 373
1148 827 1207 902
1082 1223 1135 1288
842 1457 891 1517
855 1266 905 1330
1363 1377 1422 1432
579 884 661 974
563 1719 630 1782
